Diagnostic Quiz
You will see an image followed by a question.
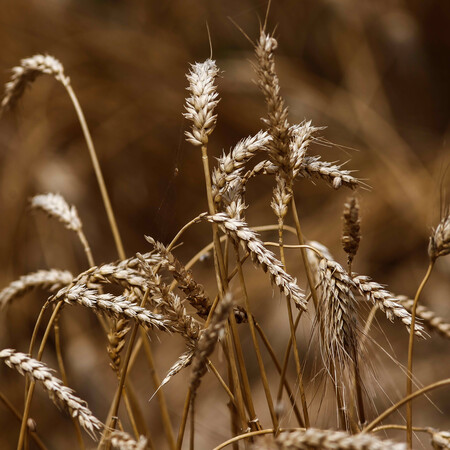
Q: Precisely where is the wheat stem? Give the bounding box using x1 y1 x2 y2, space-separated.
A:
363 378 450 433
406 260 434 449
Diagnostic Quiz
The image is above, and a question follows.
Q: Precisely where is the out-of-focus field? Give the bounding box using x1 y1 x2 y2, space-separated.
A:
0 1 448 448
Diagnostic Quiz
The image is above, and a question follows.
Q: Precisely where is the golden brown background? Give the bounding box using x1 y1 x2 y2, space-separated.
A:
0 0 449 448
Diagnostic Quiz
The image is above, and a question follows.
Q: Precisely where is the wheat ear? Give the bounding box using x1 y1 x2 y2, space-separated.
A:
0 349 103 439
342 196 361 268
0 269 73 310
428 210 450 262
206 213 307 310
275 429 406 449
108 430 148 450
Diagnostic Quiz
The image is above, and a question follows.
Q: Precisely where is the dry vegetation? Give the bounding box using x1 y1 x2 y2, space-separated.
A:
0 2 449 449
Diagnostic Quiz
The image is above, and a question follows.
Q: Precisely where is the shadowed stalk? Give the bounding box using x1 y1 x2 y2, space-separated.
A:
0 391 47 450
18 300 64 450
363 378 450 433
234 242 278 430
406 261 434 449
54 317 85 449
255 321 304 427
141 332 176 450
277 216 308 429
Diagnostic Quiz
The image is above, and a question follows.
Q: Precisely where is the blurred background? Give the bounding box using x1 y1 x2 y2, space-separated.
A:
0 0 449 448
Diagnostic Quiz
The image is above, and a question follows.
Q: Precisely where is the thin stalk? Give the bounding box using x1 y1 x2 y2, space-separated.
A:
277 217 309 428
63 82 125 260
190 393 195 450
177 388 191 450
141 331 176 450
363 378 450 433
290 195 346 430
77 229 95 268
100 289 150 449
54 317 85 449
234 243 278 430
0 391 47 450
18 300 64 450
207 359 236 407
406 260 434 449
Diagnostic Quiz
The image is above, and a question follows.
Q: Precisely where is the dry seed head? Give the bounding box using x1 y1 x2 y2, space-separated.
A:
206 213 307 310
352 275 425 337
0 269 73 310
2 54 69 112
184 59 219 146
317 258 358 367
254 31 290 156
31 193 82 232
275 428 406 449
190 293 233 397
271 174 291 220
0 349 103 439
212 131 271 203
397 296 450 340
108 430 148 450
54 284 168 331
428 211 450 261
342 196 361 265
430 429 450 450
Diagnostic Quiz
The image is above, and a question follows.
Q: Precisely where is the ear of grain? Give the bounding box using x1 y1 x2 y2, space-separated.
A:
206 213 307 310
190 293 233 397
108 430 148 450
276 429 406 449
352 275 425 337
397 296 450 340
342 197 361 265
0 349 103 440
31 193 82 232
0 269 73 310
183 59 219 146
429 429 450 450
1 55 69 112
428 211 450 261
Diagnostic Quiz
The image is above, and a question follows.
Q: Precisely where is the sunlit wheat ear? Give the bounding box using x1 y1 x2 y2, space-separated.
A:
211 130 271 204
205 213 307 310
0 269 73 310
274 429 406 450
397 296 450 340
254 30 290 155
0 349 103 440
107 318 131 372
31 193 82 232
190 293 233 397
352 275 425 337
183 59 220 146
107 430 148 450
429 429 450 450
428 210 450 261
1 54 69 112
249 155 362 190
145 237 211 319
317 258 359 368
342 196 361 266
53 284 168 330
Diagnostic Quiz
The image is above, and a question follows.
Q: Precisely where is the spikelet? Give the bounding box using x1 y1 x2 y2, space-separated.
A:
31 193 82 232
184 59 219 146
190 294 233 397
1 54 69 112
274 428 406 449
428 211 450 261
342 196 361 266
0 269 73 310
0 349 103 439
108 430 148 450
205 213 307 310
429 429 450 450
